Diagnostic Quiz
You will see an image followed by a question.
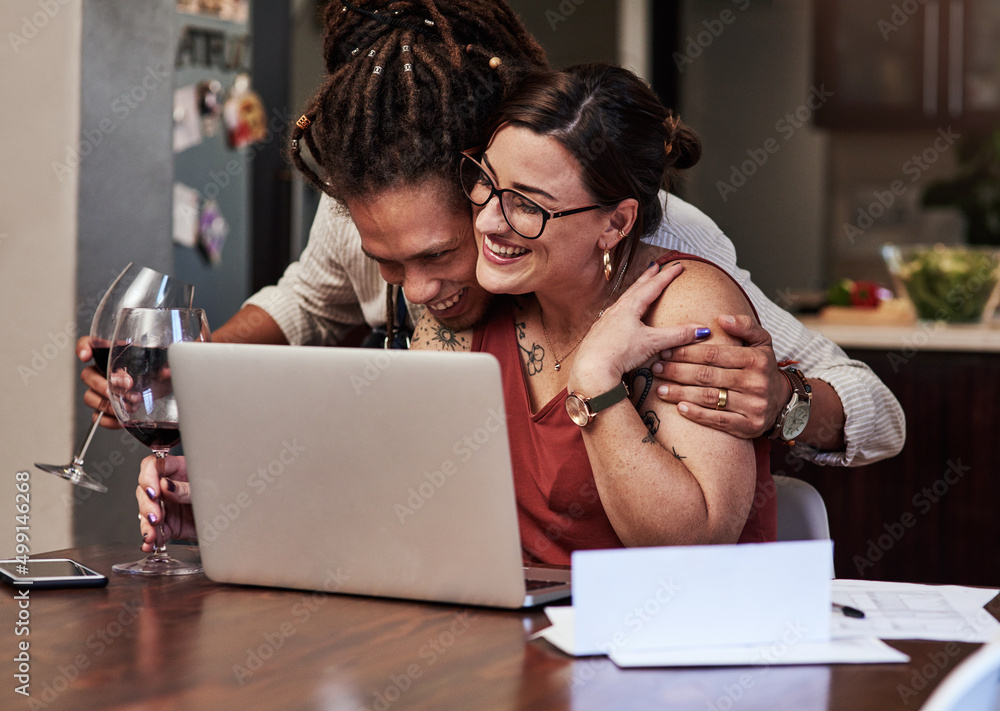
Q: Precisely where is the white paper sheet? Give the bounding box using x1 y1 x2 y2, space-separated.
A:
571 541 833 656
831 579 1000 642
610 636 910 667
533 607 910 666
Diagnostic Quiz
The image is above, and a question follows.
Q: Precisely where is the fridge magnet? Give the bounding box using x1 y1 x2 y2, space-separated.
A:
173 84 203 153
172 182 201 248
198 198 229 264
197 79 225 138
223 73 267 149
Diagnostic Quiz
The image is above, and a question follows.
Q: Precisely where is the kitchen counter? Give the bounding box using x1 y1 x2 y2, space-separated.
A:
797 315 1000 352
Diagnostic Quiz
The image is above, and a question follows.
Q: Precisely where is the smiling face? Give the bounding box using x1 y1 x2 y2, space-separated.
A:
471 126 633 299
348 178 492 332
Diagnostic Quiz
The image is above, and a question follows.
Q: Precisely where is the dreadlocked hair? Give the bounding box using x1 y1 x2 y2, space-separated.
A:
288 0 548 210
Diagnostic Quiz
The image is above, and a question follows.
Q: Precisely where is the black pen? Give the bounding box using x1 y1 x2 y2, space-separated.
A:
833 602 866 619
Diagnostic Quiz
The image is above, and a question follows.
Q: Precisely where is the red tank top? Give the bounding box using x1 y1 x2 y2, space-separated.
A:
472 251 777 565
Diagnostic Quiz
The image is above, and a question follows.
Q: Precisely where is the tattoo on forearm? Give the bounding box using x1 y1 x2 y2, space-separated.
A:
641 411 660 444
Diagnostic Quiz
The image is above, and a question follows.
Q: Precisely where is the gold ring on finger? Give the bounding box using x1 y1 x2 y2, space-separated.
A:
716 387 728 410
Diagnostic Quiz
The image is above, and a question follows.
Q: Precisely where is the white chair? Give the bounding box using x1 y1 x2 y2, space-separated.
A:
920 635 1000 711
772 474 830 542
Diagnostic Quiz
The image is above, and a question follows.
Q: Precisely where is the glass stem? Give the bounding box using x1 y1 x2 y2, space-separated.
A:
153 451 171 558
71 404 107 468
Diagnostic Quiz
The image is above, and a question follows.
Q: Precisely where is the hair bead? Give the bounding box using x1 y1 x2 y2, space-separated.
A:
489 56 502 69
295 0 548 208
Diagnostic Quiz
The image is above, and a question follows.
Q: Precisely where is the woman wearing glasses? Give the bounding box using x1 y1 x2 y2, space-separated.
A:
411 63 776 565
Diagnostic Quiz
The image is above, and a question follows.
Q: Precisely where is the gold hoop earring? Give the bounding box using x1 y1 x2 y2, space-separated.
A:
603 249 613 282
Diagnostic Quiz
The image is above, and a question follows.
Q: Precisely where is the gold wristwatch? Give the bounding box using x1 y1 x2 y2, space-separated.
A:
565 381 629 427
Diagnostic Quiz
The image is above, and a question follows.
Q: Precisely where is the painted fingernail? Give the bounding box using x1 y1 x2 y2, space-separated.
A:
648 261 658 270
695 328 711 339
145 487 157 500
165 479 176 493
147 513 158 525
652 362 664 374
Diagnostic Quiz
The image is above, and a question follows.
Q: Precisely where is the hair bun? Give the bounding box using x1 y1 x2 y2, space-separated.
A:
665 115 701 171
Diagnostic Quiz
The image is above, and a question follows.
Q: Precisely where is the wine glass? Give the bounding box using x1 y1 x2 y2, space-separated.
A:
107 307 211 576
35 264 194 493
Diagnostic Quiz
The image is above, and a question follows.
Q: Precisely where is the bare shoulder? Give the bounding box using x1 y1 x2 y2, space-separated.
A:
409 311 473 352
647 258 755 345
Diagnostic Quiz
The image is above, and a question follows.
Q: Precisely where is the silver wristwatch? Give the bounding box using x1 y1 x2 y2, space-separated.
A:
769 366 811 443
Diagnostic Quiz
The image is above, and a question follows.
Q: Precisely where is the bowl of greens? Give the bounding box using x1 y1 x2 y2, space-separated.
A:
881 244 1000 324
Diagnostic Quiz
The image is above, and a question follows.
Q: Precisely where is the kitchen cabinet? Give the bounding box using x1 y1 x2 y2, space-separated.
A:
814 0 1000 129
777 322 1000 586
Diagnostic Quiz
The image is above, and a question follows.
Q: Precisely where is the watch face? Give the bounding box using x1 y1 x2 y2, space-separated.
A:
781 403 810 440
565 394 591 427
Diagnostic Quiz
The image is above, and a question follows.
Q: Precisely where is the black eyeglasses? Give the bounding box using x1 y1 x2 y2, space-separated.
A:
459 151 603 239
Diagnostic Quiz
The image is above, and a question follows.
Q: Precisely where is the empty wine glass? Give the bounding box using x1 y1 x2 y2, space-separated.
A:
35 264 194 492
108 307 210 576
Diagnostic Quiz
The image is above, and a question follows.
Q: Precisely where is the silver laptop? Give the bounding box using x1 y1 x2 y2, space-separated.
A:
169 342 571 608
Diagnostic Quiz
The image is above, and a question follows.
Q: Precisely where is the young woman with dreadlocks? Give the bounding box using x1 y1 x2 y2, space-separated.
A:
127 0 903 553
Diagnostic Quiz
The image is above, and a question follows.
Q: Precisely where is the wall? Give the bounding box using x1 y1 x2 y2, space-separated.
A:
507 0 619 69
0 1 82 554
825 132 961 284
3 1 176 551
678 0 827 303
72 0 177 547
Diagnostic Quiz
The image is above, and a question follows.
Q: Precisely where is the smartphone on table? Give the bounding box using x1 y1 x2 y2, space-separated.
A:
0 558 109 589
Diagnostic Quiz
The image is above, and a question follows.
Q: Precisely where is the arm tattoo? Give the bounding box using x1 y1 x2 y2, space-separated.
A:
670 446 686 460
631 368 654 410
641 411 660 444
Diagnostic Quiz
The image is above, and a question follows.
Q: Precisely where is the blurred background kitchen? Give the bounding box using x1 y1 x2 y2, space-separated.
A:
2 0 999 584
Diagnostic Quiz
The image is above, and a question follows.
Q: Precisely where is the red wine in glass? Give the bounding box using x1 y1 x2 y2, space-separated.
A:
34 265 193 493
90 340 112 373
108 308 210 576
120 422 181 451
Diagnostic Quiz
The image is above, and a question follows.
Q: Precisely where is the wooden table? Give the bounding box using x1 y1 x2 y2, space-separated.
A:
3 544 998 711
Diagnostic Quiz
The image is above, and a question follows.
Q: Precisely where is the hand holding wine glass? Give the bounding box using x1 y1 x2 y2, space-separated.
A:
136 454 197 552
36 264 193 492
108 307 210 575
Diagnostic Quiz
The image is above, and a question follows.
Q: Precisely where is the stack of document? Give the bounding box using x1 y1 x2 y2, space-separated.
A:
532 541 999 667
